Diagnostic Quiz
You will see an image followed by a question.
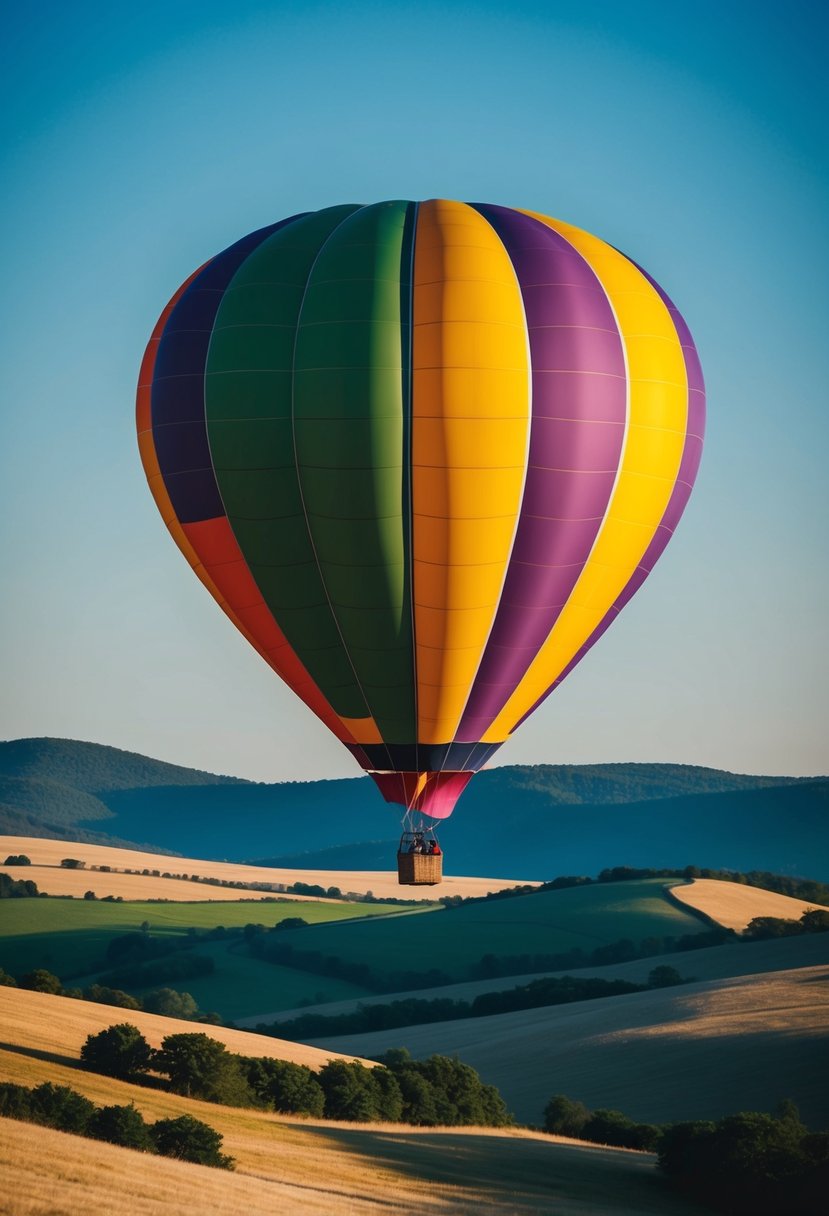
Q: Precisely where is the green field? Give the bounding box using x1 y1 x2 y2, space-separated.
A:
283 880 708 980
130 939 375 1019
0 897 427 979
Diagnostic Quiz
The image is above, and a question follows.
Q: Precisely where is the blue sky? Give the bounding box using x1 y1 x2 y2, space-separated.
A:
1 1 826 781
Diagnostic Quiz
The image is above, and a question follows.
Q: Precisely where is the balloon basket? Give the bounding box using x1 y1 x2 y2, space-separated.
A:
397 851 442 885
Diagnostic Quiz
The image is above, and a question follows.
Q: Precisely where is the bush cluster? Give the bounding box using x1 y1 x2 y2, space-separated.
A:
659 1102 829 1216
543 1093 661 1150
0 1080 233 1168
79 1025 512 1127
10 965 214 1022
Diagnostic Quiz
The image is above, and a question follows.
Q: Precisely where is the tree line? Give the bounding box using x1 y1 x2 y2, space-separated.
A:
0 1080 233 1169
79 1024 512 1127
261 967 688 1040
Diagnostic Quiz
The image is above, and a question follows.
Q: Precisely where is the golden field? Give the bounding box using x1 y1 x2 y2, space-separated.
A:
0 989 707 1216
0 835 534 902
670 877 820 931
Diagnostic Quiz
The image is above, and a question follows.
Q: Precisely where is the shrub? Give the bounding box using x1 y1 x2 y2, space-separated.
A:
151 1114 234 1169
4 854 31 865
83 890 97 900
0 967 18 987
60 859 86 869
0 1082 34 1119
19 969 62 994
88 1103 153 1150
582 1108 662 1151
80 1023 153 1080
30 1083 96 1133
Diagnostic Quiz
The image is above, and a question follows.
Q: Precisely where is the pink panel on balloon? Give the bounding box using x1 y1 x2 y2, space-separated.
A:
370 771 475 820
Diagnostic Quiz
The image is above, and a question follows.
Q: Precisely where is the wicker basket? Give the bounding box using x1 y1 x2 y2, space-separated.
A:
397 850 443 885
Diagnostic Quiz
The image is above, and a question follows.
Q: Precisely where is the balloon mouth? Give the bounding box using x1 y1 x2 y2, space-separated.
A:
368 770 475 821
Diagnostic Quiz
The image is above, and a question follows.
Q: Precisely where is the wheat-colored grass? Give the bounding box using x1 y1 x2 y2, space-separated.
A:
313 965 829 1129
0 985 368 1069
0 991 707 1215
0 835 535 901
670 878 821 931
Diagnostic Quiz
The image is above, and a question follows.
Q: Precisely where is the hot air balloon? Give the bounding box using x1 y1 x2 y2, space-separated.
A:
136 200 704 884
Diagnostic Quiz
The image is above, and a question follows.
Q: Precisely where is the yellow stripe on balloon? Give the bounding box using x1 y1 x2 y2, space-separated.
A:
412 200 531 744
481 211 688 742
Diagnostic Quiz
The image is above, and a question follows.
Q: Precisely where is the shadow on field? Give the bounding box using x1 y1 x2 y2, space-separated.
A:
0 1040 80 1070
300 1125 706 1215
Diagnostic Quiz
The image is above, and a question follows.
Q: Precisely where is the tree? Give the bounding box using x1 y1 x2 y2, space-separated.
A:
83 983 141 1010
80 1023 153 1080
88 1103 153 1150
396 1069 439 1126
372 1067 403 1122
60 858 86 869
155 1033 253 1105
4 854 31 865
647 965 685 988
151 1114 234 1169
0 967 18 987
83 890 97 900
543 1094 590 1138
582 1108 661 1151
142 988 199 1019
19 969 62 994
243 1057 325 1116
317 1060 383 1121
30 1083 95 1133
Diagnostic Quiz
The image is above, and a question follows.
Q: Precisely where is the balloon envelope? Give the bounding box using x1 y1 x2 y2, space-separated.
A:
137 200 704 819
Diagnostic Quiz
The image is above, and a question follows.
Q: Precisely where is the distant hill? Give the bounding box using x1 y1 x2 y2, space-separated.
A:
0 737 826 879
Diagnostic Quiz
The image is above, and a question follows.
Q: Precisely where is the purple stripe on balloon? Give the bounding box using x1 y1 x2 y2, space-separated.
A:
456 205 627 742
152 213 307 525
510 263 706 734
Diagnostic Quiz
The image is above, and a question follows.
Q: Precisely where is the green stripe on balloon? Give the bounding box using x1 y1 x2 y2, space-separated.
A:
293 200 416 740
205 205 371 719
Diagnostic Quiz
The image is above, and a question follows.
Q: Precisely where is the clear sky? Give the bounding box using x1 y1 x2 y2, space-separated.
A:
1 1 826 782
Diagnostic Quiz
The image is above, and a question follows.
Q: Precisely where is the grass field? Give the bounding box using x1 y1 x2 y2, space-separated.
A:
131 939 375 1019
314 965 829 1129
0 896 429 979
240 926 829 1027
279 879 708 981
0 987 708 1216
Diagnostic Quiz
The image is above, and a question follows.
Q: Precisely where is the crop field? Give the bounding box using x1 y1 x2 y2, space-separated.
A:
0 895 429 979
670 878 820 931
281 880 708 981
1 834 535 901
0 988 708 1216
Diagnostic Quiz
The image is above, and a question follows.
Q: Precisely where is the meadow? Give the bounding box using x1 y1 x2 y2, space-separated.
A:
276 879 709 980
0 895 428 978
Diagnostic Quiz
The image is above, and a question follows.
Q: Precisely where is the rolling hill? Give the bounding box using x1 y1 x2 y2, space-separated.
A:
0 987 709 1216
1 737 826 878
311 964 829 1129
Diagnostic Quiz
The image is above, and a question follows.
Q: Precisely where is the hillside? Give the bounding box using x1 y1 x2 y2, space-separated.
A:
0 738 825 878
671 878 823 931
0 988 707 1216
312 965 829 1129
239 914 829 1028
